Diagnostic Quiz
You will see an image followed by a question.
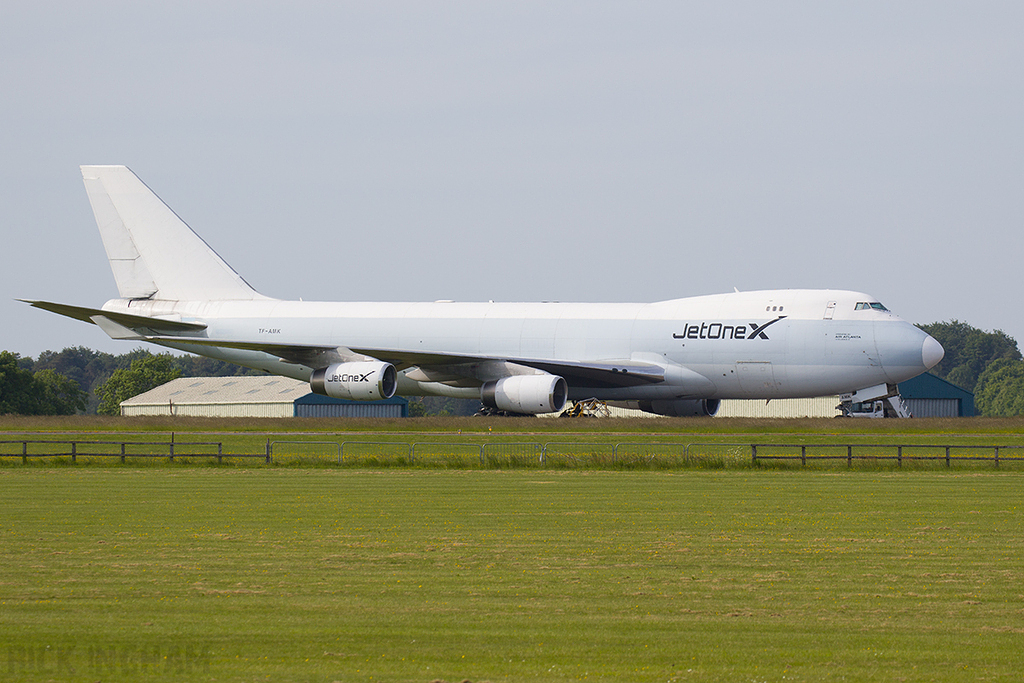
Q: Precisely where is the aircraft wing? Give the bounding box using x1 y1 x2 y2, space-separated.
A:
158 338 365 369
136 334 670 389
348 347 667 389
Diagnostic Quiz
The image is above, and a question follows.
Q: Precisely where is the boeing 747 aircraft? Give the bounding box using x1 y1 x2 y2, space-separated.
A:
24 166 943 416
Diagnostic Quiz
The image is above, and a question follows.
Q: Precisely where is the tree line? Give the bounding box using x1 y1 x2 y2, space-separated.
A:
4 320 1024 416
916 322 1024 416
1 347 261 416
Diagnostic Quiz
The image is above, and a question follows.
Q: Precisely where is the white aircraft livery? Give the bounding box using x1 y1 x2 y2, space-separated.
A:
24 165 944 416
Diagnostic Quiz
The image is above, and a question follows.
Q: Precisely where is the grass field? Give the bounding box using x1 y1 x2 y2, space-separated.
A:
5 415 1024 470
3 464 1024 681
4 416 1024 682
7 414 1024 437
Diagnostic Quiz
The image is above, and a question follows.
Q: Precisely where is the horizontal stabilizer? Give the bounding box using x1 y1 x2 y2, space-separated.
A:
20 300 208 335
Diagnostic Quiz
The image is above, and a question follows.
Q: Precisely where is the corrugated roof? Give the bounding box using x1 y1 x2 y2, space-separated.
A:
898 372 974 399
122 376 311 406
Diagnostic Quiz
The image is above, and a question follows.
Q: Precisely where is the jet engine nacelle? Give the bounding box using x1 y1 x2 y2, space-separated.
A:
638 398 721 417
481 375 568 415
310 361 398 401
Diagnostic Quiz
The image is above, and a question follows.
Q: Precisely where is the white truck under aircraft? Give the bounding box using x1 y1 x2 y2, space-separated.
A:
24 166 944 416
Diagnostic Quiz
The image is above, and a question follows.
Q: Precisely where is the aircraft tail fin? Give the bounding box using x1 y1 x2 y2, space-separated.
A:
80 165 266 301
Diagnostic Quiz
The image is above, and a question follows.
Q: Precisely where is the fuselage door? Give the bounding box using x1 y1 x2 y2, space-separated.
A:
736 361 777 395
824 301 837 320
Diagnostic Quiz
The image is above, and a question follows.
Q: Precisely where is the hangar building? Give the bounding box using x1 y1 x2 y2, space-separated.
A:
898 372 974 417
715 395 841 418
706 373 974 418
121 376 409 418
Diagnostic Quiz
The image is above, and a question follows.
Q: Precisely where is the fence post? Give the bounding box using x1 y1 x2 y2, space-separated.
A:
897 446 902 468
169 432 175 462
751 444 757 464
801 445 806 466
22 441 27 465
217 443 223 464
71 442 76 463
995 446 1000 469
945 446 950 468
847 445 852 468
266 438 271 463
121 443 126 464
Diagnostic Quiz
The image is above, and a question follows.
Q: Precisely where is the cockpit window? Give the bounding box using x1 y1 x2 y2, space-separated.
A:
855 302 889 311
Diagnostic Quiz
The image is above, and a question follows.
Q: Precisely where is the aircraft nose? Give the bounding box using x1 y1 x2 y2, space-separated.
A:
877 322 946 384
922 335 944 371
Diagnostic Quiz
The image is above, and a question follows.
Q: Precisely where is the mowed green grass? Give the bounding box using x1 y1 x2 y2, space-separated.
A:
6 415 1024 469
2 469 1024 682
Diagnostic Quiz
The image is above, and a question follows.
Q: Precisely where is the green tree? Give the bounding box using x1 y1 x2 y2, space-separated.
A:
974 359 1024 416
19 347 263 414
0 351 43 414
407 399 427 417
33 346 115 391
175 354 263 377
0 352 88 415
33 369 88 415
96 354 182 416
916 321 1021 392
417 396 481 416
30 346 128 413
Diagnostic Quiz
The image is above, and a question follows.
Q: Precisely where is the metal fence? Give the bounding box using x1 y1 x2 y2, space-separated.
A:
4 438 1024 468
340 441 413 464
269 441 341 464
749 444 1024 467
483 442 544 467
0 439 238 463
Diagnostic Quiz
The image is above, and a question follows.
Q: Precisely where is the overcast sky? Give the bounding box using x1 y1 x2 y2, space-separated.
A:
3 2 1022 358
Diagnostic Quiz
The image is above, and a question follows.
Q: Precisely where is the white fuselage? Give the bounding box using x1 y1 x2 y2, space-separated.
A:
27 166 942 416
103 288 938 402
